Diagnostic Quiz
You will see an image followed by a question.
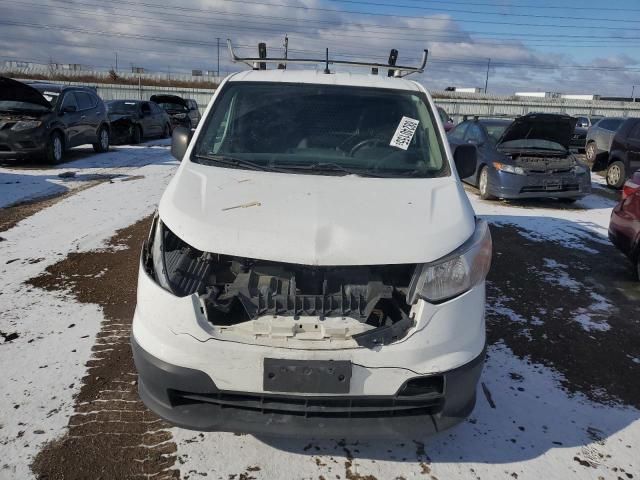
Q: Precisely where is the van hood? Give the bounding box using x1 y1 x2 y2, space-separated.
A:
158 163 476 266
150 94 187 107
498 113 576 150
0 77 52 110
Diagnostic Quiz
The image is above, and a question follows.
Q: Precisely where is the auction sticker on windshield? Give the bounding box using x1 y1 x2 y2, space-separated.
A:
390 116 419 150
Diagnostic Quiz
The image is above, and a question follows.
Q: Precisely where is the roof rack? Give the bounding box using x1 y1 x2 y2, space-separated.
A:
226 39 428 77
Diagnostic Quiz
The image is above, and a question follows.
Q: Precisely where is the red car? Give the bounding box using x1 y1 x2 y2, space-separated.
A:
609 170 640 279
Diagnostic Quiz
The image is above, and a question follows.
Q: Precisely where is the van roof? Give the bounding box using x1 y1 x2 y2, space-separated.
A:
228 69 423 92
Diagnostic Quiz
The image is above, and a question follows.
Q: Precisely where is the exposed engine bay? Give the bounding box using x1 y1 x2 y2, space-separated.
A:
143 220 417 347
510 153 577 174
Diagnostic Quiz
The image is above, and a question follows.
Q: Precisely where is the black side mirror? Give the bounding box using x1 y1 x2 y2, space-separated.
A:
61 105 77 114
171 126 192 161
453 144 477 179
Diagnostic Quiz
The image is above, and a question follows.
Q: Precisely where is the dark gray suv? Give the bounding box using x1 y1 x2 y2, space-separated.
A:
0 77 110 164
585 117 625 165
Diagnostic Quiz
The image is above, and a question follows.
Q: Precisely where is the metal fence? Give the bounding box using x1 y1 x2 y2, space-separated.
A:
431 90 640 121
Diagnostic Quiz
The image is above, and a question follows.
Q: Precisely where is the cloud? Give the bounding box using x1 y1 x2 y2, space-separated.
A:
1 0 639 95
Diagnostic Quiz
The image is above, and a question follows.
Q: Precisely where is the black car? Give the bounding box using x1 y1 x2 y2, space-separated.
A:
0 77 110 164
150 95 201 129
106 100 172 144
448 114 591 201
593 117 640 189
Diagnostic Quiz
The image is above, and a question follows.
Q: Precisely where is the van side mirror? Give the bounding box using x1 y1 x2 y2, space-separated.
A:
171 126 192 161
453 144 477 179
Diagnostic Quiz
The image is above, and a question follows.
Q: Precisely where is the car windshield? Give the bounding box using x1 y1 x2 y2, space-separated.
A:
30 86 60 108
0 100 51 112
193 82 448 178
483 123 511 143
158 102 188 112
107 101 139 114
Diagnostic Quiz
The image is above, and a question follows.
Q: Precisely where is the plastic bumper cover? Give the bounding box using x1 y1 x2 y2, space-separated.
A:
132 336 485 437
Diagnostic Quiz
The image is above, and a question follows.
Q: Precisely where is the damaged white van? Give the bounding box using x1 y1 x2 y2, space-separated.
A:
132 43 492 437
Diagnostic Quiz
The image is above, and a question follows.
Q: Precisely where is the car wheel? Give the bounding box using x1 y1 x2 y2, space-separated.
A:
93 126 110 153
478 166 495 200
46 131 64 164
585 143 597 164
131 125 142 144
162 123 171 138
606 160 626 189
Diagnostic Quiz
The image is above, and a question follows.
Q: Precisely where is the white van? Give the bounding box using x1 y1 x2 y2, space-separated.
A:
132 46 492 437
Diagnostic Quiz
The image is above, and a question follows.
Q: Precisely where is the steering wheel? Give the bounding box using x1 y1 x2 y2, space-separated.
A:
349 138 386 157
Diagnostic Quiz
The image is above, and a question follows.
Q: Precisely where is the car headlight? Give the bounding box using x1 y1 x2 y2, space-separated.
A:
407 219 492 303
174 113 187 119
12 120 42 131
493 161 525 175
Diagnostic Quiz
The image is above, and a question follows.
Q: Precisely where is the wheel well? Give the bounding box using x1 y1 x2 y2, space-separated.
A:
476 163 488 183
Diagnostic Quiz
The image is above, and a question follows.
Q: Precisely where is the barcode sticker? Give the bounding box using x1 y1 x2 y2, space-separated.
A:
390 116 419 150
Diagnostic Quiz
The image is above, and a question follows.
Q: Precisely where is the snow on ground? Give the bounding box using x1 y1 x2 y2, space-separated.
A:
0 140 171 208
173 343 639 480
0 143 177 477
468 175 618 253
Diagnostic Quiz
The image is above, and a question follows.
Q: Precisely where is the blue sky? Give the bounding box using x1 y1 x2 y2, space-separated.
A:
1 0 639 95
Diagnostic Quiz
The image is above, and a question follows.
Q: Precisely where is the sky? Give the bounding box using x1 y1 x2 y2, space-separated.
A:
1 0 640 96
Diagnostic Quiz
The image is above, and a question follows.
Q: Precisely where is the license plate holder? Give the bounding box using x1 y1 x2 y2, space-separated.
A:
263 358 352 394
544 179 562 191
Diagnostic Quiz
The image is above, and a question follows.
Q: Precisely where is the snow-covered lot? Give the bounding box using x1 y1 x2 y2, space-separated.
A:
1 143 639 480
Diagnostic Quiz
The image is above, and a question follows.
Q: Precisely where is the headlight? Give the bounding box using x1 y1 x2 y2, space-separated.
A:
174 113 187 119
408 219 492 303
493 161 525 175
12 120 42 131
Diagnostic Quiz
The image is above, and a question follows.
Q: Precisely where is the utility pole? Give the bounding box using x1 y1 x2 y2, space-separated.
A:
216 37 220 78
633 85 637 101
114 52 118 72
284 34 288 59
485 58 491 94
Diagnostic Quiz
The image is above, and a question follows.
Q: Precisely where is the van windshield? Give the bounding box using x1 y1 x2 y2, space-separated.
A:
193 82 448 178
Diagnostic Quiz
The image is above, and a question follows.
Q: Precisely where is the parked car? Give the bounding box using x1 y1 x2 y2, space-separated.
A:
132 67 492 437
106 100 172 144
437 106 455 132
150 95 201 129
0 77 110 164
575 115 603 129
448 114 591 202
609 170 640 279
571 116 603 152
594 117 640 188
585 117 625 165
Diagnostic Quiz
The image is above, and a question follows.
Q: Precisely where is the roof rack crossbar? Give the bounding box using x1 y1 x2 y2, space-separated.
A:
226 40 428 76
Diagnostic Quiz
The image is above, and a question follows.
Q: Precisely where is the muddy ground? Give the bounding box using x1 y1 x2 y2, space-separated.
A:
20 203 640 479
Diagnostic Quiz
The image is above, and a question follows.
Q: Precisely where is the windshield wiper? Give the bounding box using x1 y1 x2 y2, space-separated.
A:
194 154 283 172
276 162 390 177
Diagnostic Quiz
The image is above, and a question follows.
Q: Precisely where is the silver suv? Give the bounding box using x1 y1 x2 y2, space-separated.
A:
586 117 625 164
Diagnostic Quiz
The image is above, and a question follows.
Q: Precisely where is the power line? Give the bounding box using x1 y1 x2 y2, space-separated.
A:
8 0 640 44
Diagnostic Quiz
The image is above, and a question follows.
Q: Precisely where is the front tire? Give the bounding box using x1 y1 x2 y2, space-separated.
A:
606 160 626 189
93 126 110 153
585 142 597 164
478 166 495 200
46 131 64 164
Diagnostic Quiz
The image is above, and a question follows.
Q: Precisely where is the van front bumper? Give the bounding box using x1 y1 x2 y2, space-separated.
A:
132 336 485 437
